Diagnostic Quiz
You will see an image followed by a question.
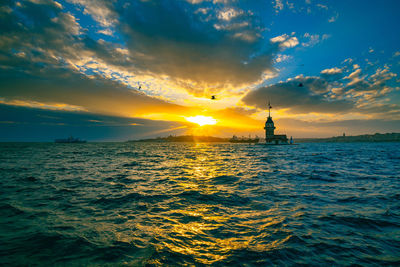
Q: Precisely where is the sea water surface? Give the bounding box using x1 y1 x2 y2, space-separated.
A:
0 142 400 266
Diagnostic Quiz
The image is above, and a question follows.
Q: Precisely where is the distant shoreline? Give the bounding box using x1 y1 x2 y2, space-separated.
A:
295 132 400 143
0 133 399 143
128 132 400 143
127 135 230 143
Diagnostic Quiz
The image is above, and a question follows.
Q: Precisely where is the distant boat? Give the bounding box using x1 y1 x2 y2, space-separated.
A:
229 135 259 143
55 136 86 143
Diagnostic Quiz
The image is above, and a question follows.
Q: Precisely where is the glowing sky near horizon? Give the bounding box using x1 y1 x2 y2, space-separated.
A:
0 0 400 141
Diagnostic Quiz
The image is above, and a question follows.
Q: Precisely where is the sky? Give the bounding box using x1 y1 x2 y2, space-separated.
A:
1 0 400 141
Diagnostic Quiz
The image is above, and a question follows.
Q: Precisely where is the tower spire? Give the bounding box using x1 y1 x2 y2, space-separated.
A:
268 100 272 117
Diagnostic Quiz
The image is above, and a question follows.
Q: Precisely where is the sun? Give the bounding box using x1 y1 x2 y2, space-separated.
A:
185 115 217 126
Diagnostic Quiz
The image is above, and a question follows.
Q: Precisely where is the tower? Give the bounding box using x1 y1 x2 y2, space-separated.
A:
264 101 275 139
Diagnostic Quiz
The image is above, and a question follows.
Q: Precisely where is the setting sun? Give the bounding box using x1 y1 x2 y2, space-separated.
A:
185 115 217 126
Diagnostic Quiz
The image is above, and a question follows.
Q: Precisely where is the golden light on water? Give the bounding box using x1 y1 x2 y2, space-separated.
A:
185 115 217 126
139 143 288 265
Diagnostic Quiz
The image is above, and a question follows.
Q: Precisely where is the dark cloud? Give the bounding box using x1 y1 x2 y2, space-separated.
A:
114 0 276 94
0 0 193 117
242 61 399 115
1 0 278 98
320 67 343 81
2 0 399 134
0 0 81 63
242 76 354 114
0 0 130 76
357 103 400 117
0 104 186 141
0 60 188 117
343 67 397 98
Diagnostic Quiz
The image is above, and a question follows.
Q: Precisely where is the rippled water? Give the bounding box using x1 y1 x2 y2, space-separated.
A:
1 142 400 266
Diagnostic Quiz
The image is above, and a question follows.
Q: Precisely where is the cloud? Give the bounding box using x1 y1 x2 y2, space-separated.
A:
0 0 286 129
317 4 328 10
280 37 299 48
217 8 243 21
0 99 87 111
321 67 342 75
115 1 276 95
320 67 343 81
2 0 399 137
0 104 188 141
0 61 190 119
242 76 354 114
328 13 339 23
0 0 84 67
242 60 399 117
273 0 284 13
66 0 117 27
1 0 280 99
302 33 330 47
302 33 320 47
97 28 114 36
270 34 288 43
344 68 362 84
0 0 163 117
275 54 292 63
343 67 397 103
270 34 299 49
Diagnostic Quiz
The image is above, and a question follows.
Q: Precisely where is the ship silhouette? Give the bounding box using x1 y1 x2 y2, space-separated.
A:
55 135 86 143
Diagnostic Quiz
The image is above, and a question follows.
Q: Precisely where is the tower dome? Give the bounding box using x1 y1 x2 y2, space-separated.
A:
266 116 274 124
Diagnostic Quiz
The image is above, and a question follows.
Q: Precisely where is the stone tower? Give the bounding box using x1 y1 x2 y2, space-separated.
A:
264 101 275 139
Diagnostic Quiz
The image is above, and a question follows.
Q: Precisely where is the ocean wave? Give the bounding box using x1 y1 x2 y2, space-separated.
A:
1 142 400 265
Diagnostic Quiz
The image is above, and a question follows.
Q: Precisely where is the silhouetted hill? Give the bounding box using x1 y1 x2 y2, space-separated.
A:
128 135 229 143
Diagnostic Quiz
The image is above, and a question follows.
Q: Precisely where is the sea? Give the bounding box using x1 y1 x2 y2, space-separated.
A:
0 142 399 266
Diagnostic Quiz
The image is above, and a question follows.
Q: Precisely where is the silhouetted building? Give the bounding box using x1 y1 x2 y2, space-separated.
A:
264 101 288 145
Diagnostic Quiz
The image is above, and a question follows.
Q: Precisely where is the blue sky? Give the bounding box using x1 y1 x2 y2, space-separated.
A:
1 0 399 140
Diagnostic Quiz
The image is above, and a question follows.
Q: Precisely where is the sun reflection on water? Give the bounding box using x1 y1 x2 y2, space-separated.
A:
2 142 399 265
127 143 291 264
